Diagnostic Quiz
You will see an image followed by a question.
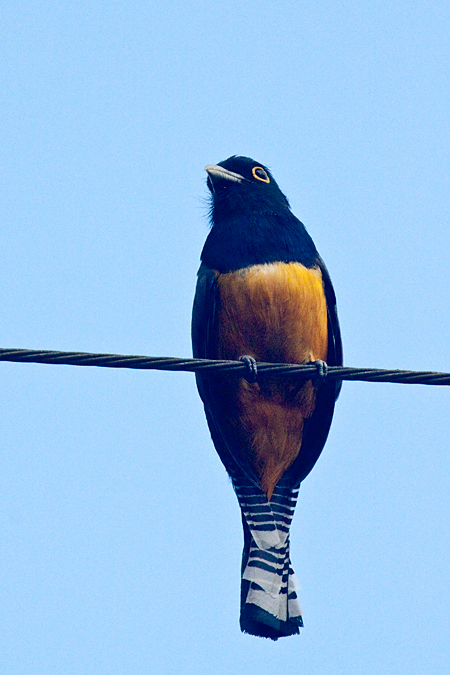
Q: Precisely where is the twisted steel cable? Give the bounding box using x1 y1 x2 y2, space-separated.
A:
0 347 449 385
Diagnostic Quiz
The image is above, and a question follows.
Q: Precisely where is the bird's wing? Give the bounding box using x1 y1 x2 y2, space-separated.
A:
191 263 217 403
317 255 343 379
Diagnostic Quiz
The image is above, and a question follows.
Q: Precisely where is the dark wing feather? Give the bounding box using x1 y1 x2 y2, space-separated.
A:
317 255 343 388
191 263 217 403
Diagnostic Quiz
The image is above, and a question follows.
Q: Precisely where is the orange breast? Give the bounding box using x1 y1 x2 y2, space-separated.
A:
214 262 328 498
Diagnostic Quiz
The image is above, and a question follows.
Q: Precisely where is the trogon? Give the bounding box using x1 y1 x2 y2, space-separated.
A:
192 156 342 640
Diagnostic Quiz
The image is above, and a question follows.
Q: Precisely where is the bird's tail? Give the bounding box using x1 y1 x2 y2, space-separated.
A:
232 476 303 640
240 518 303 639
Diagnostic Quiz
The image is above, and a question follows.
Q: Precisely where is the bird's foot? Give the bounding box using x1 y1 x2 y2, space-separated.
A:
239 355 258 383
312 359 328 386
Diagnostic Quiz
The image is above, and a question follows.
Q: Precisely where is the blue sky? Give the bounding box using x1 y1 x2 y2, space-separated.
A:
1 2 449 673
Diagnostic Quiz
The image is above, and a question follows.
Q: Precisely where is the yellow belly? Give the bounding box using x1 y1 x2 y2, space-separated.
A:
215 262 328 498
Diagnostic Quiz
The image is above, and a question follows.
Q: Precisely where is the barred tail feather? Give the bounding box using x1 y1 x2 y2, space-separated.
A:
229 474 303 639
240 519 303 639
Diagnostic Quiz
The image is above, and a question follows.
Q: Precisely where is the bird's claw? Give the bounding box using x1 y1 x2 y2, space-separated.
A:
239 355 258 383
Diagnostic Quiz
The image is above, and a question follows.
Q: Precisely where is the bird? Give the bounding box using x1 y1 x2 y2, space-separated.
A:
192 156 342 640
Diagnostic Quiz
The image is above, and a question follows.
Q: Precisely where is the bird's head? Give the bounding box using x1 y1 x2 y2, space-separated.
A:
205 156 290 222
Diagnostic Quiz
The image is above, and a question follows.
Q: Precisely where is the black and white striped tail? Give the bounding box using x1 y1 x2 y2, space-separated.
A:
233 474 303 639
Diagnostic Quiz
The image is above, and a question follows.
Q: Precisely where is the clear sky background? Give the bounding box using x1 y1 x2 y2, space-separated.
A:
1 2 449 673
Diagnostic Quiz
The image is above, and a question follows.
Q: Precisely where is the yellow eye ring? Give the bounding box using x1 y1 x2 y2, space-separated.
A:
252 166 270 183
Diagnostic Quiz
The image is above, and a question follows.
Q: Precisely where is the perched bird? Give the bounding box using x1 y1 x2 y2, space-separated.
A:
192 156 342 640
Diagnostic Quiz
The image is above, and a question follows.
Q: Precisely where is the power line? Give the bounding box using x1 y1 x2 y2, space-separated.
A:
0 347 449 386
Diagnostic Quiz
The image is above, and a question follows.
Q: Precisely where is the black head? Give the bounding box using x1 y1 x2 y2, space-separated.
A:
205 156 290 220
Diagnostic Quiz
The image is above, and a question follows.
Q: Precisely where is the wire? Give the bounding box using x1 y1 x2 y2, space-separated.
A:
0 347 449 386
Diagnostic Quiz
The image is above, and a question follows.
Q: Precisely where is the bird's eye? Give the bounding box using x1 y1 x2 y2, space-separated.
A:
252 166 270 183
